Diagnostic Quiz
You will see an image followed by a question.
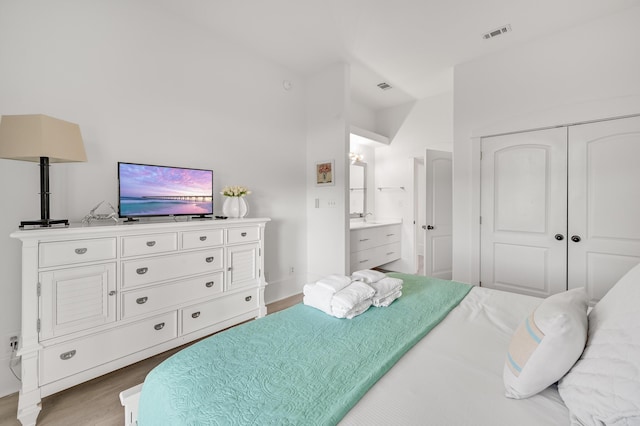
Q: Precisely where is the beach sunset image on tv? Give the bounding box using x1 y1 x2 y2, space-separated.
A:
118 163 213 217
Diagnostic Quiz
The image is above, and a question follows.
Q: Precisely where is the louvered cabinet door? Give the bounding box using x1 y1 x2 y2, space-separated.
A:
226 243 260 292
39 263 117 340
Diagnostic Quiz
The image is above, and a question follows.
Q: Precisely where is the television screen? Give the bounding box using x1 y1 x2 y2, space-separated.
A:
118 162 213 218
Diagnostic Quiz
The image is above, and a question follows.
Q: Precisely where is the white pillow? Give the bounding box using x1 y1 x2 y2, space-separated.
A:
503 287 588 399
558 263 640 426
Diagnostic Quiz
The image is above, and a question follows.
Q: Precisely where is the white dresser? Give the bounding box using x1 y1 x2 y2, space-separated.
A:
10 218 269 426
350 222 401 272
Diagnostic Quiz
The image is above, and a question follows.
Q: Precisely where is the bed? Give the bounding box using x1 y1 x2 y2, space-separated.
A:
120 269 640 425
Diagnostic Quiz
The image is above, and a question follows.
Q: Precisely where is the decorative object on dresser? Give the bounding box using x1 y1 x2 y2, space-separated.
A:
81 201 119 225
10 218 269 426
0 114 87 228
221 185 251 218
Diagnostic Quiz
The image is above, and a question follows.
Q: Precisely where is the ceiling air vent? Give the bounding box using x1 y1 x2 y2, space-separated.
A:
482 24 512 40
377 82 392 91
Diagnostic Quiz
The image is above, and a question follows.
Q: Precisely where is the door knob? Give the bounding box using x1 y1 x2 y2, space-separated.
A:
571 235 581 243
554 234 564 241
426 225 434 230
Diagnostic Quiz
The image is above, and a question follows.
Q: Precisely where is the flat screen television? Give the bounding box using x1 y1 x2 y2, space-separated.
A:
118 162 213 220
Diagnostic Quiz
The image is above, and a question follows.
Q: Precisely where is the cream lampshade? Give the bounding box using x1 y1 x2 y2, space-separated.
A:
0 114 87 228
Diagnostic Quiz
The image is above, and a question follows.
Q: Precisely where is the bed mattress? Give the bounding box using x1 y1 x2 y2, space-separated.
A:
340 286 570 425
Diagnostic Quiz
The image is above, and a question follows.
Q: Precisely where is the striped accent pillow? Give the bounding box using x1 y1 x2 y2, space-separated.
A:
506 313 544 377
503 288 588 399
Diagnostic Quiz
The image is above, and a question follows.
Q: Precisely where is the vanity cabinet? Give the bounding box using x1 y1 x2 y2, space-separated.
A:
10 218 269 426
350 223 401 272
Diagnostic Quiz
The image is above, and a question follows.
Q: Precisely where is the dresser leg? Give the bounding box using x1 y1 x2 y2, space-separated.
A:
16 346 42 426
17 390 41 426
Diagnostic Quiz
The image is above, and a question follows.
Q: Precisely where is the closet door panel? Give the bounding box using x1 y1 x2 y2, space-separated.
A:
568 116 640 302
481 128 568 297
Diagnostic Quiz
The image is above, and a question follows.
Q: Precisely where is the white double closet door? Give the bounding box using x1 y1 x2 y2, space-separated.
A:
481 115 640 303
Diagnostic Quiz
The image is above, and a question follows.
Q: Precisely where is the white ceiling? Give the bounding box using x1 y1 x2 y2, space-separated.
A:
155 0 639 110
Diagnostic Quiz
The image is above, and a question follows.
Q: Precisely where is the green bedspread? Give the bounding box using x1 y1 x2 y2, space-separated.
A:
138 273 472 425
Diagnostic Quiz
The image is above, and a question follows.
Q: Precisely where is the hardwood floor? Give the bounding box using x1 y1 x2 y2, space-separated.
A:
0 293 303 426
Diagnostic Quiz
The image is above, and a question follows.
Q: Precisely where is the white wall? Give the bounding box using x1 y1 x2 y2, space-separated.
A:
349 101 378 228
350 100 377 132
373 92 454 273
306 63 350 279
452 6 640 284
0 0 307 397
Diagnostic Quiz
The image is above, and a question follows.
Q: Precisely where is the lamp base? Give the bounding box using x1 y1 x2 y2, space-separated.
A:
20 218 69 229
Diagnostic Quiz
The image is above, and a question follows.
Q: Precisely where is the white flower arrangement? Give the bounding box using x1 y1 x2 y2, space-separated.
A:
221 185 251 197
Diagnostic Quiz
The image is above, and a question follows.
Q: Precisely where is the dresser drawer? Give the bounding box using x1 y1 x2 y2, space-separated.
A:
181 288 259 335
227 226 259 244
40 311 177 385
378 242 401 265
350 224 401 253
379 225 401 245
121 272 224 320
39 238 117 268
350 247 377 271
121 248 223 289
182 229 224 249
350 228 378 252
121 233 177 257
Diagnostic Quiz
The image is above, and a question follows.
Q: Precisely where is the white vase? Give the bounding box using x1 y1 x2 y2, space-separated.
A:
222 197 248 218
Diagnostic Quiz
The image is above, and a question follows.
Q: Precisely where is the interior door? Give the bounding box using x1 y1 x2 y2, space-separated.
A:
481 128 568 297
568 115 640 302
423 150 452 279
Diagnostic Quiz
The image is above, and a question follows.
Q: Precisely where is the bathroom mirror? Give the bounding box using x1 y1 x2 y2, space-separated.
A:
350 161 367 218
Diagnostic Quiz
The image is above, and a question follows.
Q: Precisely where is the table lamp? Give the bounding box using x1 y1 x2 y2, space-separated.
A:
0 114 87 228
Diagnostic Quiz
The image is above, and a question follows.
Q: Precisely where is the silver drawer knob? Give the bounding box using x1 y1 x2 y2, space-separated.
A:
108 291 116 296
359 238 369 242
154 323 165 330
191 312 200 319
199 236 207 241
245 296 252 302
75 248 87 255
206 257 214 263
146 241 156 247
359 259 369 263
136 297 148 304
60 350 76 360
241 232 247 237
136 267 148 275
205 281 214 288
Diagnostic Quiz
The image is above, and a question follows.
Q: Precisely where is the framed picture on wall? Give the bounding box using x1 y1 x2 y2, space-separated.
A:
315 160 335 186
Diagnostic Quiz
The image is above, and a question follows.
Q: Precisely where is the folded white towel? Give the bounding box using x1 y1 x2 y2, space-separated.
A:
331 281 375 314
303 283 334 316
315 274 353 294
334 299 373 319
373 290 402 308
370 277 403 303
351 269 387 284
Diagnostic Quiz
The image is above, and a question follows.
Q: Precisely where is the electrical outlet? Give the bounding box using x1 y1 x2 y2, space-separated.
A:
4 333 19 357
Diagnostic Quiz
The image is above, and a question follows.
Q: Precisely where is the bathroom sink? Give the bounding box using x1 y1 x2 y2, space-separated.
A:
350 220 401 229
